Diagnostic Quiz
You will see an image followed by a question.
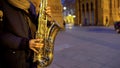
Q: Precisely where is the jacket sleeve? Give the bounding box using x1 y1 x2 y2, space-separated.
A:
0 32 29 50
0 15 29 50
0 12 29 50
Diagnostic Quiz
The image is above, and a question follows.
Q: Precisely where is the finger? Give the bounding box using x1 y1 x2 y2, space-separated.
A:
45 7 52 15
37 38 43 41
46 7 51 10
46 10 51 13
29 43 35 50
34 39 43 43
31 48 39 53
46 11 51 16
34 43 44 49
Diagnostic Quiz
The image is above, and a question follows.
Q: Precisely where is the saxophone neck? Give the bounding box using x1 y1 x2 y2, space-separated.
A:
51 21 61 29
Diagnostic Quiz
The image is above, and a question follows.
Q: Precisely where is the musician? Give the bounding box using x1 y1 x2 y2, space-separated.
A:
0 0 52 68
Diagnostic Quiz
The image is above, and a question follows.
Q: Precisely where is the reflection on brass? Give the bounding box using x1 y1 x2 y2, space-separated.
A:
33 0 63 68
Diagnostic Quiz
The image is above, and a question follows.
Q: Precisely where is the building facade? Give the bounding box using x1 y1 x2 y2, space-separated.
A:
75 0 120 26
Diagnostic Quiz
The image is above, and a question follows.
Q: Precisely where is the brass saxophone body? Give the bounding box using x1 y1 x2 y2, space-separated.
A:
33 0 61 67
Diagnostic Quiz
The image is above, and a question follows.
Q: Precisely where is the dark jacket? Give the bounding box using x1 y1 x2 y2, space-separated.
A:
0 1 37 68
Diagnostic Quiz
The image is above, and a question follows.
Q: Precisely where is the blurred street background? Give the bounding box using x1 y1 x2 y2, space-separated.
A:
48 25 120 68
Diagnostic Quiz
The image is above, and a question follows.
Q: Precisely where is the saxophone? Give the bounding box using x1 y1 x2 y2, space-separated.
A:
33 0 61 68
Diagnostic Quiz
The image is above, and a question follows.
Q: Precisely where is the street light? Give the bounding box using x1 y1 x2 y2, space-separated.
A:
63 6 67 10
63 6 67 16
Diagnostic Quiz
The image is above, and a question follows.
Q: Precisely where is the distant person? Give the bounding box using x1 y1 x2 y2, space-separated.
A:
65 14 74 24
105 16 109 27
65 14 75 29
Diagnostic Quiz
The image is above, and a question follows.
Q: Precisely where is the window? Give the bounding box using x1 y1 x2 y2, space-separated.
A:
82 4 85 12
91 2 93 11
86 3 89 12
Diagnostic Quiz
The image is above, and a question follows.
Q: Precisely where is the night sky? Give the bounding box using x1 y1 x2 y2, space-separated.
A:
61 0 75 5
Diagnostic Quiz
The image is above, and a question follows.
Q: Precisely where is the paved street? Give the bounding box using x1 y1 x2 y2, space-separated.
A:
48 25 120 68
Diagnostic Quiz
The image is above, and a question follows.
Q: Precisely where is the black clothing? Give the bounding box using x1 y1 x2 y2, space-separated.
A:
0 0 37 68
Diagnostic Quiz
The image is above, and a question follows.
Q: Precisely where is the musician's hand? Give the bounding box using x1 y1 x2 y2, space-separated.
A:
45 7 52 17
45 6 55 22
29 39 44 53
